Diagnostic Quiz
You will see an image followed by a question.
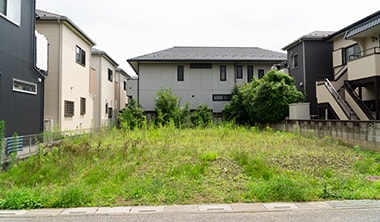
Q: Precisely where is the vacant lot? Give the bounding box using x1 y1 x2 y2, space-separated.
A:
0 125 379 209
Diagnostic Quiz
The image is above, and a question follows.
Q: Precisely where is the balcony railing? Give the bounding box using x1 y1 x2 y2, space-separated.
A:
349 47 380 61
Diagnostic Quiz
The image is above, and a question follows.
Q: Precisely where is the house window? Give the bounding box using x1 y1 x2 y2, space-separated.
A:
190 63 212 69
0 0 21 25
64 100 74 117
247 66 254 82
220 66 226 81
212 94 232 101
343 43 361 64
123 80 127 91
108 107 113 118
105 103 108 114
13 79 37 95
108 69 113 82
292 54 298 68
236 65 243 79
75 46 86 66
80 97 86 115
258 69 265 79
177 65 184 81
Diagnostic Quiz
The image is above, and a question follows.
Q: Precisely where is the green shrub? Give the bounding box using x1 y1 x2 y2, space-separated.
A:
0 120 4 164
118 99 146 130
0 188 43 209
190 104 213 128
52 185 92 208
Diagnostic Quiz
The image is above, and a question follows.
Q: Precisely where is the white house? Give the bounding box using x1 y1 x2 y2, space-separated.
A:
36 10 96 132
128 46 287 113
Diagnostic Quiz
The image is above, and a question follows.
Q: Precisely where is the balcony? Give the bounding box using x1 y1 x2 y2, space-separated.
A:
347 47 380 81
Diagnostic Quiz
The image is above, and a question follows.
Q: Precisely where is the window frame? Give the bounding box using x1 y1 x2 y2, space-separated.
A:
292 54 298 69
75 46 86 66
177 65 184 81
342 43 361 65
64 100 75 117
220 65 227 81
108 69 113 82
247 66 254 82
212 94 232 101
236 65 243 79
258 69 265 79
0 0 6 15
80 97 86 115
12 79 37 95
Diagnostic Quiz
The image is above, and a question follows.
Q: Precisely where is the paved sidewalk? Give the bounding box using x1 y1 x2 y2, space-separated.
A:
0 200 379 217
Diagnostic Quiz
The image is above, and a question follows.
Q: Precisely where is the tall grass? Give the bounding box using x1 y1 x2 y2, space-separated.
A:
0 126 379 209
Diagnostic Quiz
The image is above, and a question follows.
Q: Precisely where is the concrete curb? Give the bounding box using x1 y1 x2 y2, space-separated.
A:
0 200 379 217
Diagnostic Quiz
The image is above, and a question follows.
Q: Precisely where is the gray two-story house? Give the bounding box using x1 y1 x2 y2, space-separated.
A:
128 46 286 114
0 0 47 137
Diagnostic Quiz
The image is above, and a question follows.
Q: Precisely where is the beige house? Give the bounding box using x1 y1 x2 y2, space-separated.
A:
316 11 380 120
91 49 127 128
128 47 286 113
36 10 96 132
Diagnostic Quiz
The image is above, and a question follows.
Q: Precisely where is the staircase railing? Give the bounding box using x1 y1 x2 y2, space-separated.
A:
324 79 358 120
344 81 374 120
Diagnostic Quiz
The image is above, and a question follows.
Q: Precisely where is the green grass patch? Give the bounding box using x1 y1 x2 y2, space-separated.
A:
0 126 379 209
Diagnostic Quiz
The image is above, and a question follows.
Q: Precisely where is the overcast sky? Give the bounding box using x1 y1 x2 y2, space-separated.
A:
36 0 378 76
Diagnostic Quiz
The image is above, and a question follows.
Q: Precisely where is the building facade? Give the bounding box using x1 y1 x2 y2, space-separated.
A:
128 47 286 113
36 10 95 132
282 31 334 117
316 11 380 120
0 0 47 137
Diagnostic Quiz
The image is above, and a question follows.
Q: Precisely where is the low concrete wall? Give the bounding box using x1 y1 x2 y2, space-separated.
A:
271 120 380 151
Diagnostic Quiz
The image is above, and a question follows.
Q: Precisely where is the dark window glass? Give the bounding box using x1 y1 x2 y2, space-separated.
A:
80 97 86 115
212 94 232 101
190 63 212 69
220 66 226 81
108 107 113 118
64 100 74 117
75 46 86 66
108 69 113 82
293 54 298 68
236 65 243 79
247 66 254 82
258 69 265 79
343 43 361 64
177 65 184 81
123 80 127 91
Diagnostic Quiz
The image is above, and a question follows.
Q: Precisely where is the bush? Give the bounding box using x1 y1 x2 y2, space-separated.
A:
118 99 146 130
0 121 4 164
190 104 213 128
224 70 304 124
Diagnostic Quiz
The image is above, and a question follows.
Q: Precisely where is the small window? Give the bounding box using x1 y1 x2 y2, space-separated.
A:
258 69 265 79
64 100 74 117
13 79 37 95
190 63 212 69
247 66 254 82
220 66 226 81
123 80 127 91
292 54 298 68
75 46 86 66
177 65 184 81
80 97 86 115
1 0 21 25
236 65 243 79
212 94 232 101
105 103 108 114
108 107 113 118
108 69 113 82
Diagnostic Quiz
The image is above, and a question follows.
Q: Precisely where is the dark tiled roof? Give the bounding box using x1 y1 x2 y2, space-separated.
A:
282 31 334 50
36 9 96 46
129 46 286 62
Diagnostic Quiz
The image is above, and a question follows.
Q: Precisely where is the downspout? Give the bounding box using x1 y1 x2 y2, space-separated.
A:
137 63 140 104
57 17 63 129
302 41 307 98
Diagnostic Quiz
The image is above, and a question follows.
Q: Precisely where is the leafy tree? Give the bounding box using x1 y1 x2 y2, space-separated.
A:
223 70 304 124
190 104 213 128
118 99 146 130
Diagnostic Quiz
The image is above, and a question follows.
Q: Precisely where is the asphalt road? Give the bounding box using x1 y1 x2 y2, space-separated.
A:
2 208 380 222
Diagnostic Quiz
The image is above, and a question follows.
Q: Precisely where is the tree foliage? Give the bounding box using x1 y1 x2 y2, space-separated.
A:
118 99 146 130
224 70 304 124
